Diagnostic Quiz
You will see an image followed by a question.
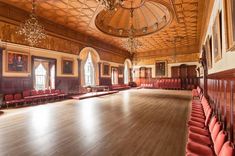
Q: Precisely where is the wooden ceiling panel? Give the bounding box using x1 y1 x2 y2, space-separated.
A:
0 0 204 55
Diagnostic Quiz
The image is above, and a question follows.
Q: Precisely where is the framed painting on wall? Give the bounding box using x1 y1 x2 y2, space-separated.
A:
145 68 152 78
6 51 30 73
102 63 110 77
155 61 167 77
212 12 222 63
224 0 235 51
118 66 124 78
62 58 74 75
205 36 213 69
139 67 146 78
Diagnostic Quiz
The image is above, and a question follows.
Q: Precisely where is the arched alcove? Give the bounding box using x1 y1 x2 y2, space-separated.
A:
124 59 132 84
79 47 100 86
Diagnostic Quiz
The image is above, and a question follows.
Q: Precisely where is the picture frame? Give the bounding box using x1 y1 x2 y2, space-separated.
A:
224 0 235 51
6 51 30 73
139 67 146 78
118 66 124 78
61 57 74 75
205 36 213 69
155 61 167 77
146 68 152 78
101 62 110 77
212 12 222 63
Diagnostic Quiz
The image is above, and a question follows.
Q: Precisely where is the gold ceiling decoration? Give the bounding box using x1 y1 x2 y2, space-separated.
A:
17 0 46 47
0 0 204 55
95 0 173 37
96 0 123 10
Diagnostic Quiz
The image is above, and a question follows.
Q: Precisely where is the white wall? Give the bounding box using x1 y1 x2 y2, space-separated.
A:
202 0 235 74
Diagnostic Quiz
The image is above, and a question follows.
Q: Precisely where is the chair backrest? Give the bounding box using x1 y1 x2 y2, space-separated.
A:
45 89 50 94
23 90 30 97
37 90 44 95
209 116 217 132
55 90 60 94
214 131 227 155
218 141 234 156
211 122 221 143
205 108 212 126
14 93 22 100
51 89 56 93
31 90 38 96
5 94 13 101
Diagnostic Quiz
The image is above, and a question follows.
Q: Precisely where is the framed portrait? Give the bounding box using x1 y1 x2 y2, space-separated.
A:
224 0 235 51
118 66 124 78
101 63 110 77
139 67 146 78
212 12 222 63
146 68 152 78
6 51 30 73
205 36 213 69
155 61 167 77
62 58 74 75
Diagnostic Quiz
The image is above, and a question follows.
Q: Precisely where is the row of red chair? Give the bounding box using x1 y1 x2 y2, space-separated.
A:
185 88 234 155
3 89 66 108
140 83 153 88
157 79 181 89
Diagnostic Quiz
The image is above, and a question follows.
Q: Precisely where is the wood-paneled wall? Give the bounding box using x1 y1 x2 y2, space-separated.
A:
171 64 197 78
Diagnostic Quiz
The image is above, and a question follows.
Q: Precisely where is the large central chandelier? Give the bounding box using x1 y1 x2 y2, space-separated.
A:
17 0 46 47
122 8 142 54
96 0 124 10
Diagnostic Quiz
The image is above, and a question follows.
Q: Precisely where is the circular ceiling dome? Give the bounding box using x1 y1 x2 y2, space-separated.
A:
95 0 173 38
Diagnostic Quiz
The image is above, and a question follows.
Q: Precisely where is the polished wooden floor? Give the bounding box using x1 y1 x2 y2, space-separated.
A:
0 89 191 156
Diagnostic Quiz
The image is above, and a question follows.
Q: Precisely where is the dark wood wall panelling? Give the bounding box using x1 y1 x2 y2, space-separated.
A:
56 77 80 94
171 64 197 78
0 49 3 93
207 78 235 143
199 68 235 143
100 77 112 86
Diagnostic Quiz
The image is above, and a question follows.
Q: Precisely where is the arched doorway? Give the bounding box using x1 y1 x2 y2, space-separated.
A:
124 59 132 84
79 47 100 86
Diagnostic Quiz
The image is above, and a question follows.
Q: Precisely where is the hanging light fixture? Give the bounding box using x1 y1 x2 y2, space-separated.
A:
17 0 46 47
96 0 124 10
167 36 184 63
122 7 142 54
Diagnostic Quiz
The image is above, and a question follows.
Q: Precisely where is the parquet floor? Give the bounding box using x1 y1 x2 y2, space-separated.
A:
0 89 191 156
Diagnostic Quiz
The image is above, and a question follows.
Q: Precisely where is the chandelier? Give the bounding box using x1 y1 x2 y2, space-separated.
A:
122 8 142 54
17 0 46 47
96 0 124 10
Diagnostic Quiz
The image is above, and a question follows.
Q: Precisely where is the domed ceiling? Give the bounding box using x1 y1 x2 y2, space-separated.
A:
95 0 173 37
0 0 205 56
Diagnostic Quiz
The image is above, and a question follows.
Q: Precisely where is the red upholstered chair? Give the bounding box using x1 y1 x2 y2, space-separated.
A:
186 129 226 156
13 93 25 107
218 141 234 156
31 90 38 96
188 116 217 137
214 131 227 155
4 94 14 108
23 90 33 104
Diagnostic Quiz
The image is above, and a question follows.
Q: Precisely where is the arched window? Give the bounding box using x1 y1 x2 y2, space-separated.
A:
35 63 47 90
50 65 55 89
124 63 129 84
84 52 94 86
